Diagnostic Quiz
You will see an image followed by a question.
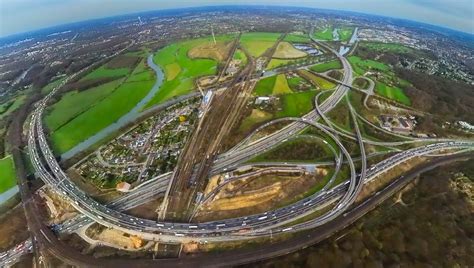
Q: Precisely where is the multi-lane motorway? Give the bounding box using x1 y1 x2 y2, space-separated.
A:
14 29 474 268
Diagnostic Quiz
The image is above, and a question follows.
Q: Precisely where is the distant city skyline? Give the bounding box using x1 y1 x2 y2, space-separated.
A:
0 0 473 37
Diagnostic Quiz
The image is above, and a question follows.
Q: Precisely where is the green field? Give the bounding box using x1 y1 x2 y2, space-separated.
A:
0 95 26 120
284 34 311 43
145 36 231 107
267 59 294 70
51 79 154 153
254 74 293 96
299 70 336 90
338 27 354 41
313 76 336 90
273 74 293 95
361 42 415 54
287 76 305 90
49 58 156 153
239 109 273 133
254 76 277 96
375 82 411 106
313 28 334 40
45 79 125 131
233 49 248 66
276 90 317 118
41 77 66 94
249 137 333 164
240 32 281 57
127 58 156 83
0 155 16 194
310 60 342 73
348 56 390 75
82 65 131 81
127 59 156 82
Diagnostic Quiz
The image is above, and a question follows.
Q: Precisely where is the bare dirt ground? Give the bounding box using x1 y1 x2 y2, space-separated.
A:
188 41 234 62
272 42 307 59
125 198 162 220
195 172 323 222
86 224 145 250
203 175 221 196
0 205 29 251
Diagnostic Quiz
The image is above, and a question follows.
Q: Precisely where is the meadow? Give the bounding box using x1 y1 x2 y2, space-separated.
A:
240 32 281 57
348 56 390 75
310 60 342 73
45 79 125 131
145 35 235 107
272 42 307 59
51 79 154 153
48 50 156 153
0 156 16 194
284 34 311 43
254 74 293 96
375 82 411 106
313 28 334 40
276 90 317 118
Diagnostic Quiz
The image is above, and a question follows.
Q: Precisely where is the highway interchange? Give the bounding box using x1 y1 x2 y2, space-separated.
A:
3 29 474 266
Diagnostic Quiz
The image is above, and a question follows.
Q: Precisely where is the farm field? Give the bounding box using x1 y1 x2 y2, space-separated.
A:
239 109 273 132
240 32 281 57
81 65 130 81
233 49 248 66
338 27 354 41
0 95 26 121
41 77 67 94
49 57 156 154
145 36 234 107
313 27 333 40
287 76 306 91
348 56 390 75
164 63 181 81
375 82 411 106
81 54 144 81
276 90 318 118
299 70 336 90
45 79 124 131
272 42 307 59
126 58 156 82
188 36 235 61
313 76 336 90
266 58 293 70
0 156 16 194
254 74 292 96
51 79 154 153
310 60 342 73
254 75 277 96
273 74 293 95
284 34 311 43
240 88 316 133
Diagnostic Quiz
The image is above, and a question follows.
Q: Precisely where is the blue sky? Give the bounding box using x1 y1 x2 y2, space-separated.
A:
0 0 473 37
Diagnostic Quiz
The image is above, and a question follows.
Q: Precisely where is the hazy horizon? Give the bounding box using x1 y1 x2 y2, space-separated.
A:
1 1 473 37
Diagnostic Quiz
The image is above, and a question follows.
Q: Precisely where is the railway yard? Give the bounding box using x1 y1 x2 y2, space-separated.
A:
1 6 473 267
